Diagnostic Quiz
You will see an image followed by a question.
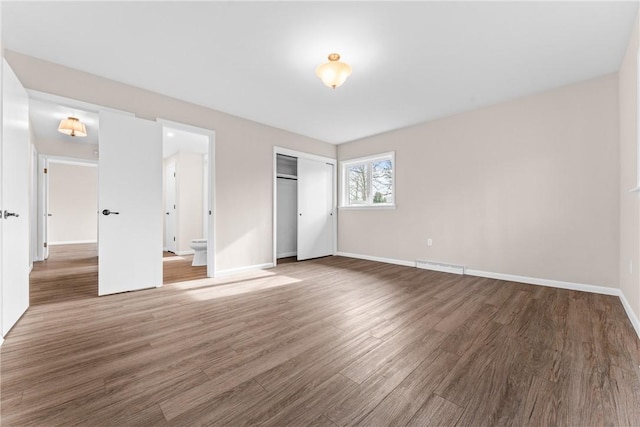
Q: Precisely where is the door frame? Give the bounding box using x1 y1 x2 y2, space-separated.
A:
36 155 98 260
272 147 337 267
157 119 216 278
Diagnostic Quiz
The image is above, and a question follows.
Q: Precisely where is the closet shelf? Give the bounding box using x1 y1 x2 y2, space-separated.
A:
277 173 298 180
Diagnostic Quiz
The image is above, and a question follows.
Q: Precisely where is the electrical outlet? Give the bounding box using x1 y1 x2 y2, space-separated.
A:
427 238 433 247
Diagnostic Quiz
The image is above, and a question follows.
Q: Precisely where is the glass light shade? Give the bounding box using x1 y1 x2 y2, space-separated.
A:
316 54 352 89
58 117 87 137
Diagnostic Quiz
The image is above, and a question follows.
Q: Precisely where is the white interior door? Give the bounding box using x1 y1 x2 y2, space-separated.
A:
297 158 333 260
165 163 176 253
2 59 30 336
98 111 162 296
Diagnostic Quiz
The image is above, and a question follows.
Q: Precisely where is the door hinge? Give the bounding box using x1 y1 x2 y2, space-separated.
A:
44 242 47 248
173 237 175 241
44 168 48 174
173 172 176 177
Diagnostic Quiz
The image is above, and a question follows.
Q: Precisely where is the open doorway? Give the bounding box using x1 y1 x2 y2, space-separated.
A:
160 120 216 280
31 158 100 304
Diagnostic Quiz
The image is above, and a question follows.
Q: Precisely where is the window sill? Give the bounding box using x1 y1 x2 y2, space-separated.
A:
339 204 397 211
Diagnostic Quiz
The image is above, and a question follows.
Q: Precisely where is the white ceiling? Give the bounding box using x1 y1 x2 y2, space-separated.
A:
3 1 638 144
163 127 209 159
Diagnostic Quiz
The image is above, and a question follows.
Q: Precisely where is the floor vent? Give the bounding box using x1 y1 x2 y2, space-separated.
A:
416 260 465 275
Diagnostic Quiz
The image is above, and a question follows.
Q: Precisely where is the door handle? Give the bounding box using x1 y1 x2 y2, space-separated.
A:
47 213 53 217
102 209 120 216
3 210 19 219
166 212 170 215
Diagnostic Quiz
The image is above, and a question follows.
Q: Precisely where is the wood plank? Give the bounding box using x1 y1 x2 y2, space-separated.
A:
404 393 464 427
325 329 446 426
356 350 459 426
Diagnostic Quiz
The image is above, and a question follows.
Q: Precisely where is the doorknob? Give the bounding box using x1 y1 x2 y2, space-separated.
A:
47 213 53 217
166 212 170 215
3 210 19 219
102 209 120 216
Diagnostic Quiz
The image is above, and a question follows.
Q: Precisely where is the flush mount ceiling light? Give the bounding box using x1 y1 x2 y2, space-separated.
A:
316 53 352 89
58 116 87 137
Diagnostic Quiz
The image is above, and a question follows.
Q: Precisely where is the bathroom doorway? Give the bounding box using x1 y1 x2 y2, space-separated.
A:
161 120 215 279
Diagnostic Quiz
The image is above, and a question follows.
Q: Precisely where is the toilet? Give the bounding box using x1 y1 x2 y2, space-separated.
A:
189 239 207 266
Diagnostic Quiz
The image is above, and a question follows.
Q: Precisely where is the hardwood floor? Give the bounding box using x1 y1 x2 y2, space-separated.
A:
2 249 640 425
29 244 207 306
162 251 208 284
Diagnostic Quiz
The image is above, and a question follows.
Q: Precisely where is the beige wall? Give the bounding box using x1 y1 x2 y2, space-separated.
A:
48 162 97 244
619 15 640 324
338 74 620 288
5 51 336 271
177 151 205 252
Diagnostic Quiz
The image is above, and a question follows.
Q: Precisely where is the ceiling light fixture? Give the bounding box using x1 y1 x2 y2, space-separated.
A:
316 53 352 89
58 116 87 137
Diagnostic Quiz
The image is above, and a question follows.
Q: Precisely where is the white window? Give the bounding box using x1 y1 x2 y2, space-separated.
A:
341 152 395 208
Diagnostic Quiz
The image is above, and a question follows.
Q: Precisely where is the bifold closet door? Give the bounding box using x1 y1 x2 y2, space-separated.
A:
1 59 30 336
297 158 333 260
98 111 162 296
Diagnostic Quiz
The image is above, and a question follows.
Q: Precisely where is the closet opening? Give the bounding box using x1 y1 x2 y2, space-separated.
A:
273 148 337 266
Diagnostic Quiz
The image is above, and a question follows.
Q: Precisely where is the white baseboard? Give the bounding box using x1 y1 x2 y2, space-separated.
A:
464 269 620 296
618 291 640 340
417 260 465 275
215 262 274 278
49 240 97 245
335 252 416 268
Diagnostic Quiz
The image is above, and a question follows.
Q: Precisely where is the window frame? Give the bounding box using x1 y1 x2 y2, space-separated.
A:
340 151 396 209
